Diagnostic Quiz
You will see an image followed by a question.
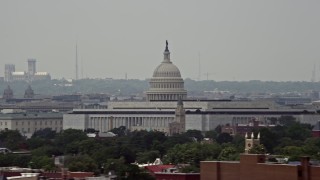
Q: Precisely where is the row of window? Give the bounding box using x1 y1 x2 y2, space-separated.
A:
154 72 181 77
0 121 62 126
14 121 62 126
150 78 183 82
150 83 184 89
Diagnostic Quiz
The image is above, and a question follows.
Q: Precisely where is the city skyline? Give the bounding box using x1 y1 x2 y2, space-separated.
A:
1 1 320 81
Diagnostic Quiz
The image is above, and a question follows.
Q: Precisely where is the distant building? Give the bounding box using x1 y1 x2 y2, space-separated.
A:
0 100 76 113
4 59 51 82
11 71 27 81
0 110 63 138
169 98 185 135
24 85 34 98
2 85 14 99
4 64 15 81
221 118 275 136
275 97 311 105
27 59 36 78
312 121 320 137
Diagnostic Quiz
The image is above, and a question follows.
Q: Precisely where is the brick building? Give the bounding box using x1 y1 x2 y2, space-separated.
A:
201 154 320 180
312 121 320 137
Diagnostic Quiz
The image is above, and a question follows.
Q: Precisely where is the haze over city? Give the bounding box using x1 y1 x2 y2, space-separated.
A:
1 0 320 81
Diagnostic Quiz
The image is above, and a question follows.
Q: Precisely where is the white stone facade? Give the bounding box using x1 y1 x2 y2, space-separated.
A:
63 109 175 134
0 112 63 138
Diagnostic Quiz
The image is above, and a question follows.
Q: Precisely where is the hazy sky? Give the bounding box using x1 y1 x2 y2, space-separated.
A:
1 1 320 81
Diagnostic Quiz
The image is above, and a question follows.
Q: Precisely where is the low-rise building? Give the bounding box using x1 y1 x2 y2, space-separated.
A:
0 110 63 137
201 155 320 180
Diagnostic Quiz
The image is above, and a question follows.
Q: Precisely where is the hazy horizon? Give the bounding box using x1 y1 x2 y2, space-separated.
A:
1 1 320 81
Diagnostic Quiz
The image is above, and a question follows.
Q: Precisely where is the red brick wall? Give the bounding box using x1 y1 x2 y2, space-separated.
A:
242 164 300 180
312 131 320 137
219 162 240 180
201 154 320 180
201 161 219 180
201 155 302 180
310 166 320 180
201 161 240 180
155 173 200 180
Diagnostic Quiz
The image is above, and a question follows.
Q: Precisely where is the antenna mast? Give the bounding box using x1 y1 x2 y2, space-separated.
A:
76 43 78 80
311 63 316 82
198 52 201 81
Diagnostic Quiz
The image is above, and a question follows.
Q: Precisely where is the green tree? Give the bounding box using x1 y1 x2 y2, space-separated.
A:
110 126 128 136
0 154 31 167
164 142 221 167
31 145 62 157
27 137 50 149
286 122 312 141
78 139 103 156
31 156 55 170
66 155 98 172
218 146 239 161
185 130 204 141
0 130 26 150
205 130 218 140
216 133 233 144
281 146 304 161
248 144 266 154
136 150 160 164
32 128 56 139
55 129 88 150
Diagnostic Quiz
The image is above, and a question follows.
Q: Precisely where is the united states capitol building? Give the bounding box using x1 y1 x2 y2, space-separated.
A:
63 42 320 134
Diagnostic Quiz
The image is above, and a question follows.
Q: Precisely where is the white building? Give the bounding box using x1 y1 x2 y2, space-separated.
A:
0 110 63 138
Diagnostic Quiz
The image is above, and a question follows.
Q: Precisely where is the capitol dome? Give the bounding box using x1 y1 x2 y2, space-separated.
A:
146 41 187 101
153 63 181 78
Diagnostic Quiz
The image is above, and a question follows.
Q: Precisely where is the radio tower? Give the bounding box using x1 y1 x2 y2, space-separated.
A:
311 63 316 82
75 43 78 80
198 52 201 81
